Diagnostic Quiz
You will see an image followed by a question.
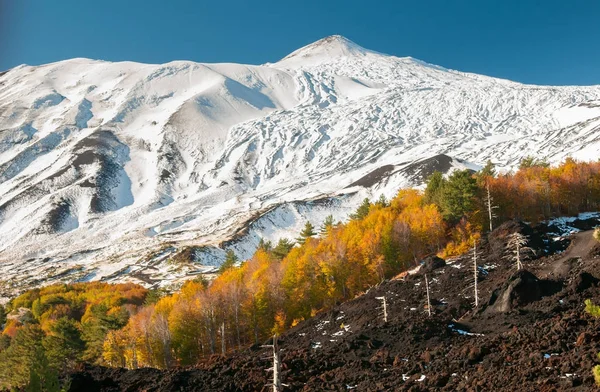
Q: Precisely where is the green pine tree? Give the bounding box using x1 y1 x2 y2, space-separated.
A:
424 171 445 206
296 221 316 245
0 304 6 328
144 288 166 306
219 250 239 274
81 304 128 363
439 170 478 222
319 215 335 235
519 155 550 169
257 238 273 252
43 317 85 372
0 324 45 389
479 160 496 178
350 198 371 220
375 194 389 207
272 238 294 260
26 346 60 392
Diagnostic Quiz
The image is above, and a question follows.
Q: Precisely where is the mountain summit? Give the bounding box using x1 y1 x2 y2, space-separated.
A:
277 35 374 65
1 37 600 292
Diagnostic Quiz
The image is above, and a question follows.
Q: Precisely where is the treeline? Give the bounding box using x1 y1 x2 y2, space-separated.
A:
489 158 600 222
0 283 147 389
1 158 599 381
100 158 600 369
101 190 447 368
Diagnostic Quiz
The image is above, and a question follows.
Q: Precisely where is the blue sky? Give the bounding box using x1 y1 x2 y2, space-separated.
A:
1 0 599 85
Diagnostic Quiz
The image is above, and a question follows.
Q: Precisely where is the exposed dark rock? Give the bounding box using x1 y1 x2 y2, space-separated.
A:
486 270 542 313
421 255 446 273
568 272 599 293
66 227 600 391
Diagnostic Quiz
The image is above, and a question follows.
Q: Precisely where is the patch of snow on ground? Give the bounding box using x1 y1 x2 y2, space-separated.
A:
448 324 485 337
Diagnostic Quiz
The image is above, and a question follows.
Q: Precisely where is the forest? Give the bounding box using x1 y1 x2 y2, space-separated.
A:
1 157 599 388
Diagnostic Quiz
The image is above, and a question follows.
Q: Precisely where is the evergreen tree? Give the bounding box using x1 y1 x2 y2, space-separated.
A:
319 215 335 235
81 304 128 363
257 238 273 252
350 198 371 220
192 274 210 288
0 304 6 328
31 298 44 320
43 317 85 371
296 221 316 245
0 334 10 352
26 346 60 392
424 171 445 206
144 288 166 306
439 170 478 222
0 324 45 388
479 160 496 179
272 238 294 260
219 250 239 274
519 155 550 169
375 194 389 207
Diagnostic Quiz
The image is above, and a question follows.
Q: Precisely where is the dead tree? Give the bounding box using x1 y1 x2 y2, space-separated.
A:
262 335 287 392
376 296 388 322
506 232 528 270
484 182 498 232
473 242 479 308
220 321 226 355
425 274 432 317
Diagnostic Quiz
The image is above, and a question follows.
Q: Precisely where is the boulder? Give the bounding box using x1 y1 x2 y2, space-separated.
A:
421 255 446 272
568 272 599 293
487 270 542 313
487 220 545 261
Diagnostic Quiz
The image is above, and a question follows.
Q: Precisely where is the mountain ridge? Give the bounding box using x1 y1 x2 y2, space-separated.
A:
1 36 600 293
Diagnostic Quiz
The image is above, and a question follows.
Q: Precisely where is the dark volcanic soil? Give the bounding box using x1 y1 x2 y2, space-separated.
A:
69 220 600 392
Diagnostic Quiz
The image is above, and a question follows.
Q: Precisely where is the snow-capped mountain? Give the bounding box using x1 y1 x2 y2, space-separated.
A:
1 35 599 292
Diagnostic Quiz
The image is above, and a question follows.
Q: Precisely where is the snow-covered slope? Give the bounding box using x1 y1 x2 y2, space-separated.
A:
1 35 600 292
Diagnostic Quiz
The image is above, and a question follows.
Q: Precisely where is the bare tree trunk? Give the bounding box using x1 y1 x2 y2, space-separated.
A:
263 335 283 392
221 321 226 355
376 296 388 322
425 274 431 317
473 242 479 308
235 305 241 349
485 182 497 232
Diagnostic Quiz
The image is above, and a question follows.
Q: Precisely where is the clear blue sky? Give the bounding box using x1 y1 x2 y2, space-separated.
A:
1 0 599 85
